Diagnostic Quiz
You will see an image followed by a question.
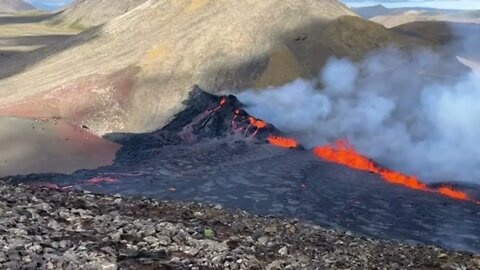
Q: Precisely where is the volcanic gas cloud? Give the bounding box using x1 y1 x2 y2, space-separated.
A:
238 48 480 187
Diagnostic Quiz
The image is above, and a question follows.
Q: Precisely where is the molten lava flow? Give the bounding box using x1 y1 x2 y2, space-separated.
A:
209 97 228 113
85 176 118 185
248 116 267 129
313 140 380 173
267 135 299 148
379 171 427 191
220 97 227 106
313 139 470 201
438 186 469 200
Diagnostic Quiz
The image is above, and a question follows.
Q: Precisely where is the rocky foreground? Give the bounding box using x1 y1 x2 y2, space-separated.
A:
0 181 479 270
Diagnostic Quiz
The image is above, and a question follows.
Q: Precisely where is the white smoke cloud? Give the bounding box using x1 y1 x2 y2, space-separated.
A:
238 48 480 184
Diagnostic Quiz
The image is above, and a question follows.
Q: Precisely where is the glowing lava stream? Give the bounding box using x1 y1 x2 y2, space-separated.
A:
312 139 472 201
214 97 476 203
248 117 267 129
267 135 299 148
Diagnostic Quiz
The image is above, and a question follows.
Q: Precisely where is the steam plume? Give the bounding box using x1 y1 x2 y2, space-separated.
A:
238 47 480 184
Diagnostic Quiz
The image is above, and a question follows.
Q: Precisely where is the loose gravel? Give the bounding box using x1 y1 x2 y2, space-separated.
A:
1 181 479 269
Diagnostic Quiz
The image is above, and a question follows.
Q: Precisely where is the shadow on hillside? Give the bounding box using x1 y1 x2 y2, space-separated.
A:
0 50 19 58
0 12 60 25
0 25 101 80
0 34 75 46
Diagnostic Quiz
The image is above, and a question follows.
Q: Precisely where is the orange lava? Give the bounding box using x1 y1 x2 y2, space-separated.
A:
85 176 118 185
313 139 470 201
379 171 427 191
313 140 379 173
438 186 469 200
267 135 299 148
249 117 267 129
220 98 227 106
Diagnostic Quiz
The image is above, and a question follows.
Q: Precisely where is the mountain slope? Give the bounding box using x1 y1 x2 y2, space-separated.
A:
354 5 480 26
51 0 149 29
0 0 449 138
253 15 437 88
372 14 480 28
393 21 480 44
0 0 356 134
353 4 396 19
0 0 34 13
393 21 480 73
370 8 480 28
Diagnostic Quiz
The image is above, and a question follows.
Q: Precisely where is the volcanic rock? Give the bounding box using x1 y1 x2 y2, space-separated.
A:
107 86 298 164
278 246 288 256
0 179 479 269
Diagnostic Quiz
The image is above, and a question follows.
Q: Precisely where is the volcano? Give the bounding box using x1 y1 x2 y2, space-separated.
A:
5 87 480 253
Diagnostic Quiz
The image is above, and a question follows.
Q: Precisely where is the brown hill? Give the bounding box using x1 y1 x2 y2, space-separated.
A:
371 10 480 28
0 116 119 177
393 21 480 45
254 15 439 88
0 0 356 135
393 21 480 73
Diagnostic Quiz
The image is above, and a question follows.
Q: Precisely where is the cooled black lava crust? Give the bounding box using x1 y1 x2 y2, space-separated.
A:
6 87 480 253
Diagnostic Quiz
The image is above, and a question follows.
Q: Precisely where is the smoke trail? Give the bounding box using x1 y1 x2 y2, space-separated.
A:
238 48 480 184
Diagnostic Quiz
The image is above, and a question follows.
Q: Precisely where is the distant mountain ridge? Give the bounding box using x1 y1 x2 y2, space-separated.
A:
353 4 480 27
0 0 35 13
353 4 480 19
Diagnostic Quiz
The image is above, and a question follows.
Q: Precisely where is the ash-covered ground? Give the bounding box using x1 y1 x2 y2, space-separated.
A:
5 87 480 253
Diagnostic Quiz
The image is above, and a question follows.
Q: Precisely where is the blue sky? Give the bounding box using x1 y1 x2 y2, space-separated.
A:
342 0 480 10
25 0 480 10
25 0 73 10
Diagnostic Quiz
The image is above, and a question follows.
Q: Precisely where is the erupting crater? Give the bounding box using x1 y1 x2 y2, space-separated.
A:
153 86 303 150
